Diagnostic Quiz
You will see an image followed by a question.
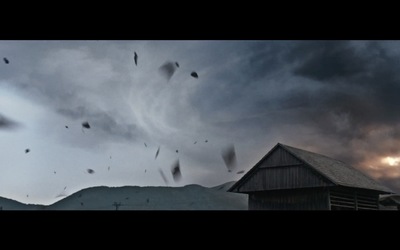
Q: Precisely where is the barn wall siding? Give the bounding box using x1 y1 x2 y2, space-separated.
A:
249 188 330 210
238 164 332 192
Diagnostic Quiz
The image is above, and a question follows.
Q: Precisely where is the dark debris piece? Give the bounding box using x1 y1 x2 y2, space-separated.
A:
171 159 182 182
125 197 129 200
3 57 9 64
78 194 82 198
144 142 147 147
155 146 160 159
175 62 179 67
65 125 69 129
190 72 198 78
205 140 208 143
81 202 84 206
146 198 149 203
236 170 245 174
108 166 110 171
221 144 237 172
134 52 138 66
87 168 95 174
82 122 90 129
25 149 30 154
193 141 197 144
176 150 178 153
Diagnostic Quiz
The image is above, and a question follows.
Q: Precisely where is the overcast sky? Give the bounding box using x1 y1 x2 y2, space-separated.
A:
1 40 400 205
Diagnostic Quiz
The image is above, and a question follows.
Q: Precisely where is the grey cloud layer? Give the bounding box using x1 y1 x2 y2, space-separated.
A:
1 40 400 198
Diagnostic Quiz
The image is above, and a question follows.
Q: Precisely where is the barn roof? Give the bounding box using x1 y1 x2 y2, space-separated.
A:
229 143 393 194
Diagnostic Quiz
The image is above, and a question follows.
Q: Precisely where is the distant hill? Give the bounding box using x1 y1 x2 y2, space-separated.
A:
0 196 45 210
0 182 248 210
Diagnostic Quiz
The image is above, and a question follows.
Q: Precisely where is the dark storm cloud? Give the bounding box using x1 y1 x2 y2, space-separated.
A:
280 41 400 193
290 41 369 81
185 40 400 192
288 41 400 128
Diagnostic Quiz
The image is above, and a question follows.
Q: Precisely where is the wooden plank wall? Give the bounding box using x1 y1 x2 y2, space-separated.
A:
238 165 332 192
249 188 330 210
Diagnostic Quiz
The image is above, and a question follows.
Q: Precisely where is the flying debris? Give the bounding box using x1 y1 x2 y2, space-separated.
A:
110 156 112 159
144 142 147 147
65 125 69 129
147 198 149 203
54 171 56 174
81 202 84 206
194 141 197 144
155 146 160 159
176 150 179 153
171 159 182 182
55 188 67 198
158 61 178 81
175 62 179 67
158 168 169 185
26 194 29 198
25 149 30 154
87 168 95 174
221 144 237 172
108 166 110 171
81 121 90 133
3 57 9 64
237 170 245 174
125 197 129 200
55 193 67 198
144 169 147 173
205 140 208 143
190 72 198 78
134 52 138 66
64 186 67 190
82 121 90 129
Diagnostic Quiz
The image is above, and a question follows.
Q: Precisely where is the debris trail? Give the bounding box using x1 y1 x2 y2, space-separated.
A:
221 144 237 172
155 146 160 159
171 159 182 182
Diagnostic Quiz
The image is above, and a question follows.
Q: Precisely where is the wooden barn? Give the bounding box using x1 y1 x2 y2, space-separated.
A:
228 143 393 210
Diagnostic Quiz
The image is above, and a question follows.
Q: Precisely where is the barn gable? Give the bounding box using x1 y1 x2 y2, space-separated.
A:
229 144 334 193
229 143 393 194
